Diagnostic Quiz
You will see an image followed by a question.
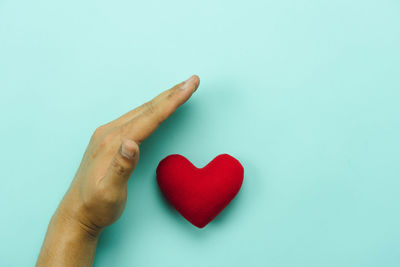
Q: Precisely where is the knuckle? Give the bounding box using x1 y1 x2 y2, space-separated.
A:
111 158 129 177
92 125 107 138
166 88 178 100
143 100 165 125
101 133 114 146
144 100 157 115
90 132 116 159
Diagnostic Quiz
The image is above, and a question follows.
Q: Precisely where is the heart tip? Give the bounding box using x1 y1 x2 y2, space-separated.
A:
193 223 207 229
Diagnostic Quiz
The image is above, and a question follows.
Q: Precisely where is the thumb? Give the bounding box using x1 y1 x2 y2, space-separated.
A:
103 139 140 186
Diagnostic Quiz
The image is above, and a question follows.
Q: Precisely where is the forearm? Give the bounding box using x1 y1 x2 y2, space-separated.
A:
36 208 100 267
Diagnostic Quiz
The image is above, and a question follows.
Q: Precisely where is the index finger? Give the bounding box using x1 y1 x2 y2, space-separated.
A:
122 75 200 143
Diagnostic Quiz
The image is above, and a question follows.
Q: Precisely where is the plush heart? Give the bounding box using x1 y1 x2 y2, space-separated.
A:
156 154 244 228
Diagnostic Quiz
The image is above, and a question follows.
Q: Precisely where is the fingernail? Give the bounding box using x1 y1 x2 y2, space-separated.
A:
181 75 199 92
121 140 136 160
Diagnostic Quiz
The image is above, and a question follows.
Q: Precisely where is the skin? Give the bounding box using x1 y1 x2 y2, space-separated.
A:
36 75 200 267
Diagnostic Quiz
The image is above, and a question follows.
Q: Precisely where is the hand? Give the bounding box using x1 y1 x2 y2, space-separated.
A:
37 75 200 266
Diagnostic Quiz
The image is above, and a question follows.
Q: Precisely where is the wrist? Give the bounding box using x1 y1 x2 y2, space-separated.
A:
37 208 101 266
55 206 103 240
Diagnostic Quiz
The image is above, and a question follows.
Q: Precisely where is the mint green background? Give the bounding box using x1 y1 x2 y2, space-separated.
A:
1 0 400 266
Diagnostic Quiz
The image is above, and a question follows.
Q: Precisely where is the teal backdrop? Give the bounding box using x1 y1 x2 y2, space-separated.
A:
1 0 399 266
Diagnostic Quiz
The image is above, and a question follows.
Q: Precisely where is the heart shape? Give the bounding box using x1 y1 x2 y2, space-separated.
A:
156 154 244 228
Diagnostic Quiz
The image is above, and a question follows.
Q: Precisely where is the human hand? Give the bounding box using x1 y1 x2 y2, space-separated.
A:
62 74 200 233
37 75 200 266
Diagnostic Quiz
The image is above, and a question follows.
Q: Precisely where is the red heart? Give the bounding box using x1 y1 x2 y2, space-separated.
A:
156 154 244 228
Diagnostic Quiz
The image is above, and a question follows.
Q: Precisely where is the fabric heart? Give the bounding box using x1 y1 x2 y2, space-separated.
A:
156 154 244 228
